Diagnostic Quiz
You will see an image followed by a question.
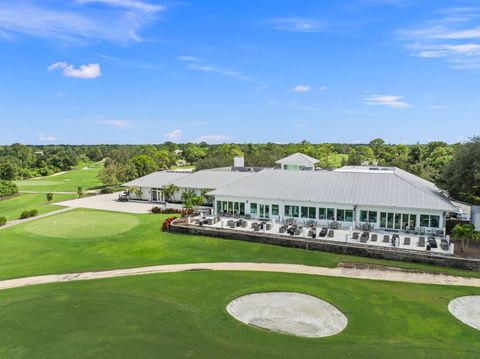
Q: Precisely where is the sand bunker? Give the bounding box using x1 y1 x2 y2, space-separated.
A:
448 296 480 331
226 292 347 338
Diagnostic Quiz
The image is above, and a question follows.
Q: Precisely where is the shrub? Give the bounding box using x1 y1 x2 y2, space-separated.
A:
100 187 117 194
162 216 177 231
19 209 38 219
0 180 18 198
0 216 6 226
151 207 197 216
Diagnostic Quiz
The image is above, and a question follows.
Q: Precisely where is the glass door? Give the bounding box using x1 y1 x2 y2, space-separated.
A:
259 204 270 219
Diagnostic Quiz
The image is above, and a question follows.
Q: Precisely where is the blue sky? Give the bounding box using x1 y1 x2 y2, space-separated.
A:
0 0 479 145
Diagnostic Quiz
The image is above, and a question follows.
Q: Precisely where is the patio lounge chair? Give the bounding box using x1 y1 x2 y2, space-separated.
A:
294 227 303 236
253 223 260 231
352 232 360 240
279 225 287 233
383 235 390 243
308 229 316 238
266 223 272 231
328 229 334 238
428 237 438 248
403 237 411 246
370 234 378 242
319 227 328 237
241 220 248 228
440 238 449 251
417 237 425 247
360 231 369 243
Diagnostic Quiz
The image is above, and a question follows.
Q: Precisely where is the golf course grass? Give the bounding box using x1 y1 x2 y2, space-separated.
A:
14 162 104 192
0 271 479 358
23 210 140 239
1 209 480 281
0 193 77 221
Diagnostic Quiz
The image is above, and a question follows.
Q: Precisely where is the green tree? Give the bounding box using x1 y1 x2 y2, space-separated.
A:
451 223 479 251
129 155 158 177
77 186 84 198
0 162 18 180
181 190 204 210
183 144 207 163
161 184 179 202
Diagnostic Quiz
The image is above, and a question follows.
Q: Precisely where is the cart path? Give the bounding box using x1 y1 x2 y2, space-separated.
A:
1 262 480 292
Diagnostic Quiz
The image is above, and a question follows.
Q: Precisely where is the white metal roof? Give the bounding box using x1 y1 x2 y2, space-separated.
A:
124 169 253 190
275 152 319 165
124 171 189 188
170 170 254 190
208 169 456 212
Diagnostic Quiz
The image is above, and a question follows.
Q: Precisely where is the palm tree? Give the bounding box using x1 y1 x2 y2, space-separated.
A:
129 186 143 199
451 224 479 251
181 191 204 210
161 184 179 202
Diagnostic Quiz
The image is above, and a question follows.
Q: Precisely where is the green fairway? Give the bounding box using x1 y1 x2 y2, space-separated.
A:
0 193 77 221
0 271 479 359
1 209 480 281
23 210 140 239
14 162 104 192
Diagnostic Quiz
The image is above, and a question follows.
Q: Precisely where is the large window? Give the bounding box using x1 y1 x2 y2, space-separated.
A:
319 208 326 219
345 210 353 222
217 201 246 215
360 210 377 223
308 207 316 219
285 205 299 217
327 208 335 220
380 212 387 228
250 203 257 214
301 206 309 218
336 209 345 221
420 214 440 228
272 204 279 216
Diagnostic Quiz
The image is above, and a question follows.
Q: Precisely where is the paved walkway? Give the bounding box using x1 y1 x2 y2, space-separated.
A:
1 262 480 292
0 208 74 230
56 193 154 214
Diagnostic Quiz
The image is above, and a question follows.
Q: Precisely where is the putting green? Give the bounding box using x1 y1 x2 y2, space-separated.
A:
23 210 140 239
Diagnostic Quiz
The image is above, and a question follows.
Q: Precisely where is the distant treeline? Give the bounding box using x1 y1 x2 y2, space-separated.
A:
1 137 479 203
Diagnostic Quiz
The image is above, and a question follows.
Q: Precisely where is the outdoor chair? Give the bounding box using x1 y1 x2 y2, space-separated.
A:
440 239 449 251
279 225 287 233
328 229 334 238
241 221 248 228
417 237 425 247
294 227 303 236
361 231 369 242
253 224 260 231
436 230 444 237
352 232 360 240
370 234 377 242
383 235 390 243
428 237 438 248
266 223 272 231
319 227 328 237
403 237 411 246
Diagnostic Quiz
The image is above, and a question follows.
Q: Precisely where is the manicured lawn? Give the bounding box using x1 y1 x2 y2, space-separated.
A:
14 162 104 192
0 193 77 221
0 271 479 358
1 209 480 281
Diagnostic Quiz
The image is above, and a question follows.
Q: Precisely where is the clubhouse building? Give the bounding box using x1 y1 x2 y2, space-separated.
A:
125 153 457 236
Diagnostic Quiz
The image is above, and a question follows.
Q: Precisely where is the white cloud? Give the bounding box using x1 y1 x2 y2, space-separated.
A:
178 56 253 82
268 18 323 32
76 0 164 13
0 1 164 44
319 85 328 91
399 7 480 70
366 95 411 109
48 62 101 79
193 134 230 143
164 129 182 142
98 119 132 129
292 84 311 93
39 134 57 142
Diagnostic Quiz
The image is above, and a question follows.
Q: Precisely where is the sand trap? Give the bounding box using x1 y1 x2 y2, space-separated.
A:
449 296 480 331
226 292 347 338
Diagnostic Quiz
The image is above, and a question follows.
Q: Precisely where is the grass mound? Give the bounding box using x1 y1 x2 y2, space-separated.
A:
23 210 139 239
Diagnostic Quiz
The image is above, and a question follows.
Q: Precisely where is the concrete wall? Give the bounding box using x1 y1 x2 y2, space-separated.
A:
170 220 480 271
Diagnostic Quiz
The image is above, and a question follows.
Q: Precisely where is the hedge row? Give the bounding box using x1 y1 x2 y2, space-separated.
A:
20 209 38 219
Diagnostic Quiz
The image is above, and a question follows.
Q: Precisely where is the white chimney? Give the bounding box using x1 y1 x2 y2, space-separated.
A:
234 156 245 167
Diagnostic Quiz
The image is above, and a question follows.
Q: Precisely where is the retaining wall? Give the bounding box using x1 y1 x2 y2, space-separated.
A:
170 220 480 271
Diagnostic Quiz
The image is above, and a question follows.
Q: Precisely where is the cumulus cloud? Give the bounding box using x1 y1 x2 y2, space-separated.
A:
98 119 132 129
193 134 230 143
48 62 101 79
164 129 182 142
292 84 311 93
365 95 411 109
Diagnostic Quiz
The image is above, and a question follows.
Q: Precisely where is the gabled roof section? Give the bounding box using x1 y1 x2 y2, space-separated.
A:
208 169 457 212
170 170 254 190
275 152 319 165
124 171 189 188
